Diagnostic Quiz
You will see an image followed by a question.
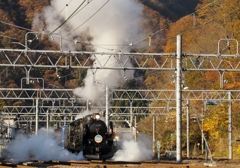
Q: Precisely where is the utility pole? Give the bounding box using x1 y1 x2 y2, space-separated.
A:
186 100 190 158
152 115 156 154
35 98 39 135
228 91 232 159
176 34 182 163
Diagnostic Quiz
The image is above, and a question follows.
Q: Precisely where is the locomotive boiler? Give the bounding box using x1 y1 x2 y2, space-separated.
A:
62 113 118 160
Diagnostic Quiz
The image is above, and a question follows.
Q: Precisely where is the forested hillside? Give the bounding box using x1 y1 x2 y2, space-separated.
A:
1 0 240 158
138 0 240 158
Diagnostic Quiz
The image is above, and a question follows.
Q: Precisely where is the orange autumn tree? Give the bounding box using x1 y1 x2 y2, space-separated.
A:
202 103 229 155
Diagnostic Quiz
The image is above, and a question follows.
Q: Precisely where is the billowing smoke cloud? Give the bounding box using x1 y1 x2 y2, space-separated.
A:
3 128 153 162
3 128 84 162
32 0 143 50
113 133 154 161
32 0 144 104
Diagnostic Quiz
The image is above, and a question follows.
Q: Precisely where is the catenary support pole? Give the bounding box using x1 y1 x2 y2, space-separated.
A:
35 98 39 135
130 99 133 127
176 34 182 163
46 110 49 130
229 91 232 159
134 115 137 142
153 115 156 154
186 100 190 158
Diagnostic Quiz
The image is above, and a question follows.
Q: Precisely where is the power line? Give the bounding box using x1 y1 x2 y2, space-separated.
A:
49 0 87 35
69 26 164 52
122 29 165 52
57 0 226 52
167 0 239 43
69 28 164 52
31 0 87 50
67 0 93 20
0 20 32 32
58 0 73 16
64 0 109 37
180 0 219 21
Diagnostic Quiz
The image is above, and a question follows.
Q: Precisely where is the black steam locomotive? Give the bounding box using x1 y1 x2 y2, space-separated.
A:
62 113 118 160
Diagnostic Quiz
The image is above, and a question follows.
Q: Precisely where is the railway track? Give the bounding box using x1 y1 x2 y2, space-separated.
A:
0 159 210 168
1 157 240 167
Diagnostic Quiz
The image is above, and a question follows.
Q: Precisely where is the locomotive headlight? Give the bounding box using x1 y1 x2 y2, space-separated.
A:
95 114 100 120
114 136 119 141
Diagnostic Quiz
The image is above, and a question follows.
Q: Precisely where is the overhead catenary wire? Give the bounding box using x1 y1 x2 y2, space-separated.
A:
0 0 237 83
180 0 219 21
69 1 221 52
0 0 238 53
165 0 239 50
49 0 87 35
122 29 165 52
72 28 165 52
65 0 94 21
30 0 88 50
0 20 32 32
64 0 109 37
28 0 75 35
57 0 73 16
62 0 223 51
89 0 222 52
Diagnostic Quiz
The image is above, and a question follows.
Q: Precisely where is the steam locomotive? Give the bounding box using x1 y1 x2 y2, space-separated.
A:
62 113 118 160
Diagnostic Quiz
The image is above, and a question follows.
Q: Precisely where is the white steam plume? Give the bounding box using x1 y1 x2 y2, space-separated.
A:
32 0 143 51
113 133 154 161
3 129 154 162
32 0 144 104
3 128 84 162
71 0 144 103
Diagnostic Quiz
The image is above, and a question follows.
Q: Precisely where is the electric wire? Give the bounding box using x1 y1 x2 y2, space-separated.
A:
166 0 239 44
122 29 165 52
66 0 93 20
0 20 32 32
180 0 219 21
1 0 238 89
64 0 109 37
74 0 231 86
58 0 73 15
0 0 215 48
49 0 86 35
0 0 238 53
30 0 88 50
69 1 220 51
29 0 74 36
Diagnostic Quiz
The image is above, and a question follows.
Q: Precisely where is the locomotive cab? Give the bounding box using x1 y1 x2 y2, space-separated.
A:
63 113 117 160
82 113 117 160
